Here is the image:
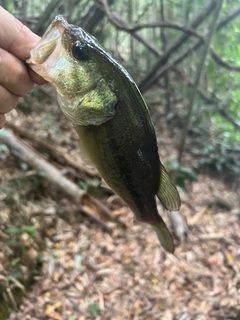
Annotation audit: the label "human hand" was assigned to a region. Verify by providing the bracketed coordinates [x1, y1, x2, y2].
[0, 6, 45, 129]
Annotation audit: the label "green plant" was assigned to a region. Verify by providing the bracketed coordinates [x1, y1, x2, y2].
[78, 178, 105, 198]
[5, 226, 37, 238]
[165, 158, 198, 189]
[5, 226, 37, 255]
[192, 140, 240, 173]
[89, 304, 101, 318]
[78, 178, 101, 191]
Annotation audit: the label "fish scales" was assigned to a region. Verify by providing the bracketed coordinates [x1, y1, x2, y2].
[27, 15, 181, 253]
[75, 96, 160, 224]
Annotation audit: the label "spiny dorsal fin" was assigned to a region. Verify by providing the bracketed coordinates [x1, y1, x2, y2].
[156, 163, 181, 211]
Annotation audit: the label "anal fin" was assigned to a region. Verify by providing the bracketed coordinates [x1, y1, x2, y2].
[156, 163, 181, 211]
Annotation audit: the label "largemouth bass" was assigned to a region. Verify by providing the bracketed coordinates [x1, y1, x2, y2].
[27, 16, 181, 253]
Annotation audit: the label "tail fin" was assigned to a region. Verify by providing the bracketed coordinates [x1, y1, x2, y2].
[156, 163, 181, 211]
[152, 219, 174, 253]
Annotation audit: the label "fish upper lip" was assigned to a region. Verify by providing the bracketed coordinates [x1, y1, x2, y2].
[27, 20, 65, 65]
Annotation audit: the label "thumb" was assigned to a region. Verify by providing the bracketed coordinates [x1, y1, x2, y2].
[0, 6, 40, 61]
[0, 6, 46, 84]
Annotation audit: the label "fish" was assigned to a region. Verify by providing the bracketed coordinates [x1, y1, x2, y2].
[27, 16, 181, 253]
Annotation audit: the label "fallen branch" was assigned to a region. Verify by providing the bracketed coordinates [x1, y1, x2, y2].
[0, 129, 124, 229]
[6, 122, 99, 177]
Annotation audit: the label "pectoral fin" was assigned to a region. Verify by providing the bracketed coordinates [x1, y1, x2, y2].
[156, 163, 181, 211]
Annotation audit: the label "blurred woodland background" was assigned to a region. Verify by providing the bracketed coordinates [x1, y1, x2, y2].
[0, 0, 240, 320]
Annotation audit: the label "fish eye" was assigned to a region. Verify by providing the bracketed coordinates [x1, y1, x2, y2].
[72, 41, 89, 61]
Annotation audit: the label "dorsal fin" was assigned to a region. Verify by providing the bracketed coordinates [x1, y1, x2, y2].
[156, 163, 181, 211]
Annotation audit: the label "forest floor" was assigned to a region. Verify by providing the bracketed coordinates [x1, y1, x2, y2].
[0, 87, 240, 320]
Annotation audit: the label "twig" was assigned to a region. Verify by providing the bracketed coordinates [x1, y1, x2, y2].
[172, 66, 240, 131]
[137, 1, 240, 93]
[199, 233, 224, 241]
[0, 275, 20, 311]
[210, 48, 240, 72]
[33, 0, 61, 34]
[74, 0, 115, 33]
[160, 0, 171, 119]
[171, 66, 214, 104]
[100, 0, 240, 78]
[172, 66, 240, 130]
[0, 129, 123, 229]
[137, 0, 217, 92]
[100, 0, 205, 40]
[104, 11, 162, 56]
[217, 106, 240, 130]
[216, 5, 240, 31]
[177, 0, 224, 164]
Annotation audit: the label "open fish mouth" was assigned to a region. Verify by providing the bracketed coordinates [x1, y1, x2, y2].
[26, 17, 69, 85]
[27, 18, 66, 65]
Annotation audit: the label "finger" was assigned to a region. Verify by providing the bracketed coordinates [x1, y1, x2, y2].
[28, 68, 47, 85]
[0, 7, 47, 86]
[0, 85, 19, 113]
[0, 48, 34, 96]
[0, 114, 6, 129]
[0, 7, 40, 61]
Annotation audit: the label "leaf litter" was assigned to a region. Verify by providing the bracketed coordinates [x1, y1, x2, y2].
[0, 91, 239, 320]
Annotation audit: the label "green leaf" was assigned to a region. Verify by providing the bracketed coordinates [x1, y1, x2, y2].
[19, 162, 28, 171]
[78, 178, 101, 191]
[20, 226, 36, 237]
[11, 257, 21, 266]
[89, 304, 101, 317]
[52, 251, 61, 259]
[5, 226, 36, 237]
[5, 227, 21, 235]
